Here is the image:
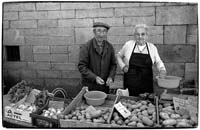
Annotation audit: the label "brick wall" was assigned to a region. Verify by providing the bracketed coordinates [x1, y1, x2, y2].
[3, 2, 198, 96]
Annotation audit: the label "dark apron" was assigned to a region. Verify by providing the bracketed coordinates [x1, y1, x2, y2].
[124, 42, 153, 96]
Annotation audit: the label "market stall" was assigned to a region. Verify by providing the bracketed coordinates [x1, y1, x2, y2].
[3, 79, 198, 128]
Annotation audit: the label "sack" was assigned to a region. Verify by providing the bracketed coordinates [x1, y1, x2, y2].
[116, 88, 129, 96]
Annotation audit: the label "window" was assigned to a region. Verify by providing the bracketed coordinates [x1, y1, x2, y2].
[6, 46, 20, 61]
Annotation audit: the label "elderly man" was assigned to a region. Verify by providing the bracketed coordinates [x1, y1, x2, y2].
[78, 22, 117, 93]
[116, 24, 167, 96]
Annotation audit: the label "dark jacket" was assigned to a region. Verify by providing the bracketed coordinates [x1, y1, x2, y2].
[78, 38, 117, 93]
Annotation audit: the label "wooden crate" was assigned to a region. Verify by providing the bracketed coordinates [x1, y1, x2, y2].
[31, 97, 71, 128]
[60, 87, 117, 128]
[108, 95, 160, 128]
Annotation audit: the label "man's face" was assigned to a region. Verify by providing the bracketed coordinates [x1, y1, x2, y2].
[93, 27, 108, 42]
[134, 27, 148, 44]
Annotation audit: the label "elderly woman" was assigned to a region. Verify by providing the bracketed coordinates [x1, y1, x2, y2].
[116, 24, 167, 96]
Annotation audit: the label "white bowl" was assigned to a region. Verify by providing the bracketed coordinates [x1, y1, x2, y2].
[156, 76, 182, 89]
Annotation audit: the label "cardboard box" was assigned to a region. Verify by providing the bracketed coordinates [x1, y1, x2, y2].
[4, 105, 32, 123]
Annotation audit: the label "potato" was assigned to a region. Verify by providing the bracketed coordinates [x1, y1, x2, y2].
[111, 120, 115, 124]
[128, 108, 132, 112]
[113, 112, 118, 117]
[129, 100, 136, 105]
[135, 109, 141, 112]
[127, 103, 132, 109]
[124, 119, 130, 124]
[147, 107, 155, 114]
[136, 103, 142, 108]
[158, 104, 163, 109]
[130, 115, 139, 122]
[103, 114, 109, 120]
[116, 119, 123, 125]
[140, 105, 147, 110]
[114, 115, 120, 122]
[72, 116, 77, 120]
[176, 121, 191, 127]
[148, 103, 154, 107]
[141, 100, 148, 105]
[162, 106, 174, 113]
[141, 110, 148, 116]
[128, 121, 136, 126]
[137, 122, 145, 127]
[162, 119, 177, 126]
[86, 119, 92, 122]
[163, 103, 172, 107]
[138, 114, 143, 119]
[152, 113, 156, 122]
[142, 116, 153, 126]
[64, 115, 69, 119]
[190, 116, 198, 124]
[182, 113, 190, 119]
[93, 118, 105, 123]
[85, 112, 91, 119]
[170, 114, 181, 119]
[90, 110, 102, 118]
[131, 105, 138, 109]
[160, 112, 170, 120]
[131, 110, 137, 115]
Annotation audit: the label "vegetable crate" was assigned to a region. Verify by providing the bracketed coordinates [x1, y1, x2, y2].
[158, 95, 198, 128]
[60, 87, 117, 128]
[31, 97, 71, 128]
[4, 95, 33, 123]
[108, 95, 160, 128]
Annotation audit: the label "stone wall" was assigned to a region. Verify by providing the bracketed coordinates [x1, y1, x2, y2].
[3, 2, 198, 97]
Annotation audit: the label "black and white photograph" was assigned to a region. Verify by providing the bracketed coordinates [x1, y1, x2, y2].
[1, 0, 199, 128]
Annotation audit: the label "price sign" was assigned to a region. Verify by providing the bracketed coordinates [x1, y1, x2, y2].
[114, 102, 131, 118]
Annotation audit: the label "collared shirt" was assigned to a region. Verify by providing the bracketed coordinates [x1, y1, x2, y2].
[118, 40, 166, 72]
[96, 41, 105, 55]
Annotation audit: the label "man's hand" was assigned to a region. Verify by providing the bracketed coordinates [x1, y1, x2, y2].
[96, 76, 105, 85]
[106, 77, 113, 86]
[122, 65, 129, 73]
[159, 70, 167, 79]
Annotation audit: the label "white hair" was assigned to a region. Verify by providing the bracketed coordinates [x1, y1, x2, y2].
[133, 24, 149, 35]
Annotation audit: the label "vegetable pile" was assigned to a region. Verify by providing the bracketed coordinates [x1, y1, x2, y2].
[9, 103, 37, 113]
[63, 105, 111, 124]
[159, 102, 197, 127]
[8, 80, 32, 103]
[110, 99, 157, 127]
[34, 90, 51, 110]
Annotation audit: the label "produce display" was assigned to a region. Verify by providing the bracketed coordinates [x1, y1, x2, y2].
[34, 90, 51, 110]
[35, 107, 65, 128]
[8, 80, 32, 103]
[9, 103, 37, 113]
[159, 102, 197, 127]
[62, 105, 112, 124]
[110, 99, 157, 127]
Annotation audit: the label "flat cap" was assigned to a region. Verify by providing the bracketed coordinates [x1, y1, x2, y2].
[93, 22, 110, 30]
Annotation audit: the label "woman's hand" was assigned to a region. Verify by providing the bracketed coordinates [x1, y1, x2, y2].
[122, 65, 129, 73]
[106, 77, 113, 86]
[96, 76, 105, 85]
[159, 70, 166, 79]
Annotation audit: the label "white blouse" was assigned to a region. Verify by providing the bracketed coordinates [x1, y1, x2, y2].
[118, 40, 166, 72]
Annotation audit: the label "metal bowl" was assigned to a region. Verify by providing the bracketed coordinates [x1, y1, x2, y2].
[156, 76, 182, 89]
[84, 91, 107, 106]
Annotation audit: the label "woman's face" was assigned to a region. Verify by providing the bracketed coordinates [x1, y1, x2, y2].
[134, 27, 148, 44]
[93, 27, 108, 42]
